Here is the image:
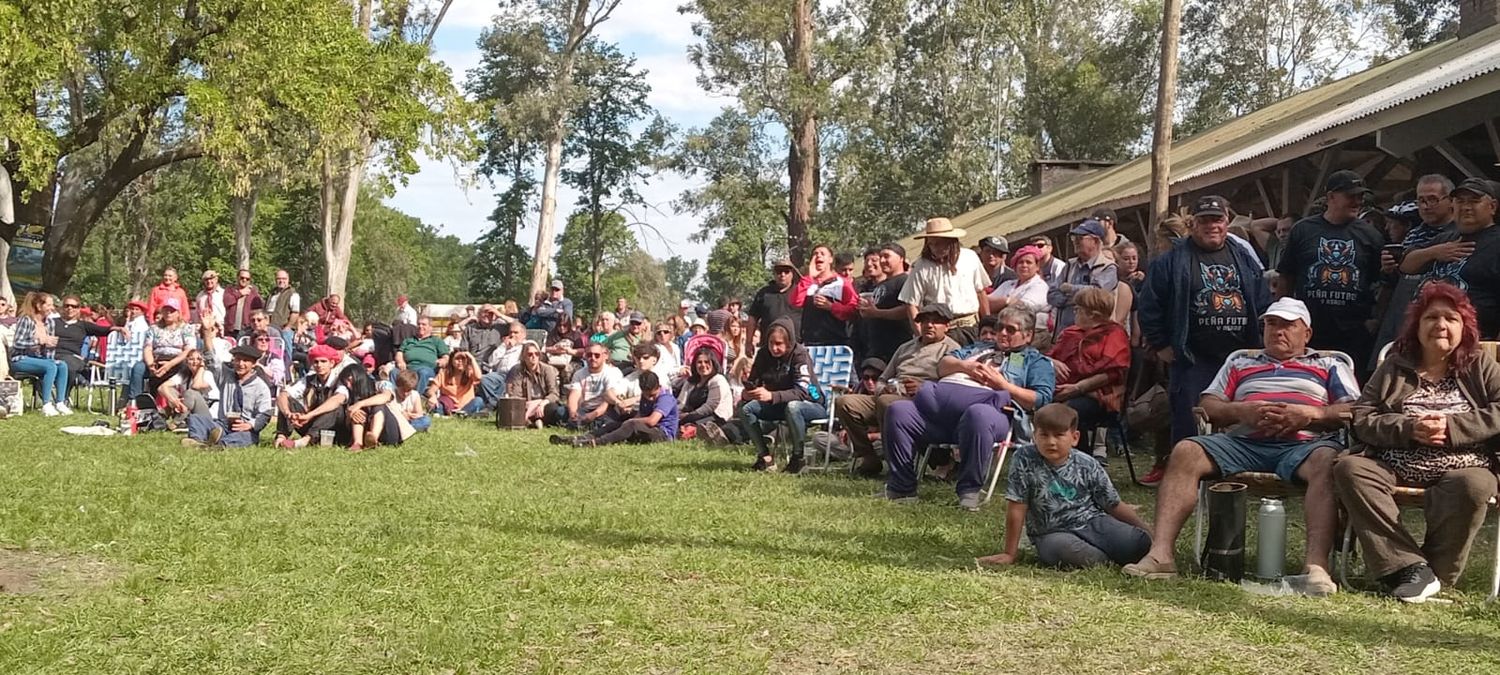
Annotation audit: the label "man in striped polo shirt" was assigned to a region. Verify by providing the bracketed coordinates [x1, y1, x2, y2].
[1124, 298, 1357, 595]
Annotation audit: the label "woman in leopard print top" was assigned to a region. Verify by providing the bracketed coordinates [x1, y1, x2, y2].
[1338, 282, 1500, 600]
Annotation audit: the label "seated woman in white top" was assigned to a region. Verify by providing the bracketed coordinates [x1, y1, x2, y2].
[161, 349, 220, 423]
[988, 244, 1050, 315]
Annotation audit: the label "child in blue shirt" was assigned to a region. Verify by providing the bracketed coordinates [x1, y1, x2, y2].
[977, 403, 1151, 569]
[550, 370, 679, 447]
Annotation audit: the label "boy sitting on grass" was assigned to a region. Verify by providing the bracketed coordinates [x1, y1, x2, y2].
[977, 403, 1151, 569]
[550, 370, 678, 447]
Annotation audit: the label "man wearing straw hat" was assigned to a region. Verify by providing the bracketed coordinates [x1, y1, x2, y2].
[898, 217, 991, 345]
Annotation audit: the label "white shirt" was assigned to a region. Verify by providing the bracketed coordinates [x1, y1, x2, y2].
[168, 369, 221, 417]
[990, 274, 1049, 313]
[489, 342, 523, 374]
[570, 365, 624, 410]
[196, 287, 225, 324]
[898, 248, 989, 316]
[397, 303, 418, 326]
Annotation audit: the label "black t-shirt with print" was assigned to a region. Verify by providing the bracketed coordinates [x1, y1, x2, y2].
[1276, 214, 1384, 331]
[1186, 243, 1254, 363]
[1424, 223, 1500, 338]
[864, 272, 913, 362]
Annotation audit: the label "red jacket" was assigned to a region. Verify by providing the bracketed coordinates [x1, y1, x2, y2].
[790, 273, 857, 346]
[146, 283, 189, 320]
[1049, 321, 1131, 412]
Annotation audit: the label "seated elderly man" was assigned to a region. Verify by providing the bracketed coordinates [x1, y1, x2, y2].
[460, 304, 509, 367]
[883, 307, 1057, 510]
[477, 322, 528, 407]
[1124, 298, 1357, 596]
[836, 303, 961, 478]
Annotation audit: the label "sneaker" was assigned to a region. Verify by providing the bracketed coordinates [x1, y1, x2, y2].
[853, 457, 883, 479]
[1140, 463, 1166, 487]
[548, 434, 571, 446]
[207, 425, 224, 446]
[1123, 555, 1179, 580]
[54, 402, 74, 415]
[571, 436, 597, 448]
[750, 454, 777, 472]
[698, 420, 728, 446]
[957, 492, 982, 512]
[880, 488, 917, 504]
[41, 403, 59, 417]
[1384, 562, 1441, 603]
[180, 437, 205, 448]
[784, 455, 806, 475]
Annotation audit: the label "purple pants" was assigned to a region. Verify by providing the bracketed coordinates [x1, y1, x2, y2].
[885, 381, 1012, 497]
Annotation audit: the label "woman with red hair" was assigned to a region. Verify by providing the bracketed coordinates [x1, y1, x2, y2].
[1337, 282, 1500, 603]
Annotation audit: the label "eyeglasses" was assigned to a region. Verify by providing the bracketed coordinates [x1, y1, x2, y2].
[255, 338, 271, 343]
[657, 329, 673, 334]
[238, 276, 251, 281]
[1416, 195, 1449, 205]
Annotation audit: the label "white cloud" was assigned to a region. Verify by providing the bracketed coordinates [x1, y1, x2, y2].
[441, 0, 502, 30]
[595, 0, 698, 47]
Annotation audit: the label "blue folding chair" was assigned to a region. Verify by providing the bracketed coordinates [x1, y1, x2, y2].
[805, 345, 854, 469]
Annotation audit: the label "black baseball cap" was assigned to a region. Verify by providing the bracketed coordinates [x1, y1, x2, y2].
[1193, 195, 1230, 218]
[1326, 170, 1372, 195]
[1452, 177, 1498, 200]
[978, 235, 1010, 254]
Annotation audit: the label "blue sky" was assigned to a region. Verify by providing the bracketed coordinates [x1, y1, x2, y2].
[386, 0, 735, 269]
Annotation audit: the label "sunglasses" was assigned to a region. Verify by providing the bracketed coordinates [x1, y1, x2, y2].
[998, 324, 1024, 334]
[63, 303, 80, 309]
[588, 352, 607, 359]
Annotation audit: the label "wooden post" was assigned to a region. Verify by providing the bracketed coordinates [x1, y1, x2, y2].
[1147, 0, 1184, 256]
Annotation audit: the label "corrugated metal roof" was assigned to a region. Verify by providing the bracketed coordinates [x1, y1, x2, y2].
[905, 23, 1500, 252]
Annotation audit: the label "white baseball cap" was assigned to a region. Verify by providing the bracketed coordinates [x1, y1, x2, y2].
[1261, 298, 1311, 327]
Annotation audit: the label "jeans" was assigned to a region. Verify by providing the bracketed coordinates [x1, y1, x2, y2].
[1168, 357, 1221, 447]
[884, 381, 1011, 498]
[594, 418, 670, 445]
[410, 415, 431, 432]
[437, 396, 485, 416]
[478, 371, 508, 406]
[1034, 515, 1152, 569]
[187, 414, 259, 447]
[395, 365, 436, 399]
[739, 398, 828, 461]
[12, 356, 68, 404]
[128, 360, 149, 400]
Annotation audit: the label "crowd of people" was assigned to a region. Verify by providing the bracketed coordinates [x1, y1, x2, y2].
[3, 169, 1499, 602]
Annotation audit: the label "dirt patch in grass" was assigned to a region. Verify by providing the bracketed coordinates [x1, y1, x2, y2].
[0, 549, 123, 596]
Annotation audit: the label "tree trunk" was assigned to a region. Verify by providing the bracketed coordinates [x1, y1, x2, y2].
[322, 143, 366, 298]
[786, 0, 816, 266]
[1148, 0, 1184, 256]
[0, 239, 11, 305]
[530, 125, 566, 297]
[231, 188, 259, 271]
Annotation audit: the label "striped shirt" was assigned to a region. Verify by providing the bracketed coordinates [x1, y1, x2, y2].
[1204, 350, 1358, 441]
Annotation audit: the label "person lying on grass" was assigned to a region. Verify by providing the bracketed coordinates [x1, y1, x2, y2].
[977, 403, 1150, 570]
[181, 345, 274, 449]
[550, 370, 678, 447]
[274, 344, 349, 449]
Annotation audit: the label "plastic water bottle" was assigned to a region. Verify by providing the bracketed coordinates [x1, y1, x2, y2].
[123, 402, 138, 436]
[1256, 498, 1287, 580]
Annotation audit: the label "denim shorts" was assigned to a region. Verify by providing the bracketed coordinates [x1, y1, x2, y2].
[1187, 434, 1340, 483]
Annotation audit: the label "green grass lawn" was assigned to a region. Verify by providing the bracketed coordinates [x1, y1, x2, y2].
[1, 413, 1498, 673]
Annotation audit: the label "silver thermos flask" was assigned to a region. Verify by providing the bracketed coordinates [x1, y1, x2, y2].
[1256, 498, 1287, 580]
